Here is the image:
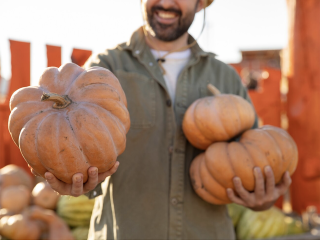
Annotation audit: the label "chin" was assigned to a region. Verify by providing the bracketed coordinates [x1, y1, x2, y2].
[152, 24, 182, 41]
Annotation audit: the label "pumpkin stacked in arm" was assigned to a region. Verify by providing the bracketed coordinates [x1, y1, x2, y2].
[8, 63, 130, 183]
[183, 84, 256, 150]
[184, 84, 298, 205]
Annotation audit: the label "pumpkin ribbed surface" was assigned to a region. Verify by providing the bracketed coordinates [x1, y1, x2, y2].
[236, 206, 305, 239]
[190, 125, 298, 204]
[71, 227, 89, 240]
[182, 84, 255, 150]
[57, 195, 95, 227]
[8, 63, 130, 183]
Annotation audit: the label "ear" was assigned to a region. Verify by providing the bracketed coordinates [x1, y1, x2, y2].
[196, 0, 205, 13]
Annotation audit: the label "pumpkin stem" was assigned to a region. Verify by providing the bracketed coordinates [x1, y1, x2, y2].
[207, 84, 221, 96]
[41, 93, 72, 109]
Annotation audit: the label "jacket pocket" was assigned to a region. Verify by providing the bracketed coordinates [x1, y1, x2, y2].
[115, 70, 155, 129]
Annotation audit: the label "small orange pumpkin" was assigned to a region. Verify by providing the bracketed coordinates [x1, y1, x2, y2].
[29, 206, 74, 240]
[0, 185, 31, 213]
[0, 165, 34, 191]
[190, 125, 298, 204]
[32, 182, 60, 210]
[183, 84, 255, 150]
[8, 63, 130, 183]
[0, 208, 13, 220]
[0, 208, 43, 240]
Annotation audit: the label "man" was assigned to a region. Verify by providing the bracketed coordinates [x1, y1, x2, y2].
[45, 0, 292, 239]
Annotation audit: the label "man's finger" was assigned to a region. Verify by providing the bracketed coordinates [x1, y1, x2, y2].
[70, 173, 84, 197]
[253, 167, 265, 200]
[98, 161, 120, 183]
[83, 167, 99, 193]
[265, 166, 276, 197]
[276, 171, 292, 195]
[233, 177, 251, 203]
[226, 188, 246, 206]
[45, 172, 70, 195]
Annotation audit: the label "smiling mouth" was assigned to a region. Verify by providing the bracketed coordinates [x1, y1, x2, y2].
[156, 10, 179, 19]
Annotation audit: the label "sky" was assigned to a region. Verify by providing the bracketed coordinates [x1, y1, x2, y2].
[0, 0, 288, 86]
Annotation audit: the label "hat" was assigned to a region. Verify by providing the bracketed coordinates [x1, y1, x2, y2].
[205, 0, 214, 7]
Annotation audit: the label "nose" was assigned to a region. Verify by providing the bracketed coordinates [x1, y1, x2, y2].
[157, 0, 177, 9]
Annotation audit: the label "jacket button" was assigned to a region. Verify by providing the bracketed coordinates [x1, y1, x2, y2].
[166, 99, 172, 107]
[171, 198, 178, 205]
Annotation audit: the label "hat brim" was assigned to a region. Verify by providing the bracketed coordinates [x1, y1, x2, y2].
[205, 0, 214, 7]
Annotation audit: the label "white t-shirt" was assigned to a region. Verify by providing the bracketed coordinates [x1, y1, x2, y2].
[151, 49, 191, 104]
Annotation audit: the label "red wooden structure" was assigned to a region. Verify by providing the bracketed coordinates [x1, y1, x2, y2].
[0, 40, 31, 174]
[71, 48, 92, 67]
[284, 0, 320, 214]
[46, 45, 62, 67]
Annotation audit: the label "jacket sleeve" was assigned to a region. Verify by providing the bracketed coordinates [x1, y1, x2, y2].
[83, 51, 114, 71]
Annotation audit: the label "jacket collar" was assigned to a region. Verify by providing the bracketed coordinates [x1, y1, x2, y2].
[120, 26, 210, 59]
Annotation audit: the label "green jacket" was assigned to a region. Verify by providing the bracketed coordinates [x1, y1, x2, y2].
[84, 27, 257, 240]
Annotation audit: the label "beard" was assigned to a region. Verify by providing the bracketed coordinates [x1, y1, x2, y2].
[145, 3, 198, 42]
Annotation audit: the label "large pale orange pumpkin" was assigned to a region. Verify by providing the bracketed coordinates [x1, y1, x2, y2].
[190, 125, 298, 204]
[8, 63, 130, 183]
[183, 84, 256, 150]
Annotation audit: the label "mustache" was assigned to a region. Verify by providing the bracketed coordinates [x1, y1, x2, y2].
[151, 6, 182, 16]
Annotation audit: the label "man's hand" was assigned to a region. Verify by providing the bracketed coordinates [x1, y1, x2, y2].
[44, 162, 120, 197]
[226, 166, 292, 211]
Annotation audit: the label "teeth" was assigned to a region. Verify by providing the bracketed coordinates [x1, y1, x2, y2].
[158, 12, 176, 19]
